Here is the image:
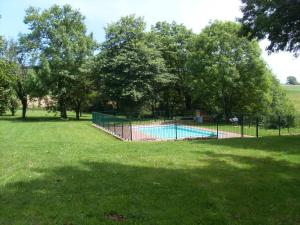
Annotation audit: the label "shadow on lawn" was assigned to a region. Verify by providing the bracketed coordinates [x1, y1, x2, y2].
[1, 156, 300, 225]
[190, 135, 300, 155]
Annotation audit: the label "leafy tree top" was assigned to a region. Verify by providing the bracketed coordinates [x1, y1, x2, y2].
[24, 4, 94, 65]
[239, 0, 300, 55]
[189, 21, 272, 115]
[97, 15, 168, 110]
[151, 21, 194, 74]
[286, 76, 299, 85]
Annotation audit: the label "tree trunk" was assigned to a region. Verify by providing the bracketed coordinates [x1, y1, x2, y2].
[75, 110, 80, 120]
[11, 108, 16, 116]
[166, 98, 170, 119]
[151, 99, 156, 118]
[75, 100, 81, 120]
[185, 94, 192, 112]
[60, 106, 67, 119]
[224, 106, 232, 123]
[21, 98, 27, 119]
[59, 96, 67, 119]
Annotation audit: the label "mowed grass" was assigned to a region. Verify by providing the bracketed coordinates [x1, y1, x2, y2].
[283, 84, 300, 113]
[1, 110, 300, 225]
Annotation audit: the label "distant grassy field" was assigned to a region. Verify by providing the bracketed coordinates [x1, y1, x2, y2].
[1, 110, 300, 225]
[283, 85, 300, 113]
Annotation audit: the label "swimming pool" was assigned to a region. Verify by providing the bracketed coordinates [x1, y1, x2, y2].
[136, 124, 216, 140]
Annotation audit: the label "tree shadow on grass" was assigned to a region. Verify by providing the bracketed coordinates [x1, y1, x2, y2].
[190, 135, 300, 155]
[1, 155, 300, 225]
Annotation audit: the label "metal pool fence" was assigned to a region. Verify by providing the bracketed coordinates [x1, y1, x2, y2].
[92, 112, 300, 141]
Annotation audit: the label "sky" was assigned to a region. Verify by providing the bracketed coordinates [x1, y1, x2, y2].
[0, 0, 299, 83]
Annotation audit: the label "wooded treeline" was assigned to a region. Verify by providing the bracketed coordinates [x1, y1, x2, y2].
[0, 4, 295, 120]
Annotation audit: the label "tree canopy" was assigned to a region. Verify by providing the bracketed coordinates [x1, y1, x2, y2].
[1, 38, 38, 118]
[23, 4, 95, 119]
[150, 21, 194, 114]
[0, 59, 14, 115]
[95, 15, 168, 115]
[286, 76, 299, 85]
[189, 21, 272, 118]
[239, 0, 300, 54]
[0, 5, 295, 120]
[0, 37, 18, 115]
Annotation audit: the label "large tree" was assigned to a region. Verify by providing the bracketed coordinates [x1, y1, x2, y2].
[151, 22, 194, 114]
[70, 58, 95, 119]
[96, 15, 168, 115]
[0, 37, 17, 116]
[270, 76, 294, 116]
[0, 60, 14, 115]
[2, 38, 33, 118]
[23, 4, 95, 119]
[188, 21, 272, 118]
[286, 76, 299, 85]
[0, 37, 8, 114]
[239, 0, 300, 54]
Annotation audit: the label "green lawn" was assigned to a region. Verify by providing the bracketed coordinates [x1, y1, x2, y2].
[1, 110, 300, 225]
[283, 84, 300, 113]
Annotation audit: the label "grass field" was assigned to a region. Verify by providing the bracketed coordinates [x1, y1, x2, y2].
[1, 110, 300, 225]
[283, 85, 300, 113]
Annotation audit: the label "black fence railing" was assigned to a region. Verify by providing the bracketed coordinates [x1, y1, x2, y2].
[92, 112, 300, 141]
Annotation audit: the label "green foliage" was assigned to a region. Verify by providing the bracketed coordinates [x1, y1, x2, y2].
[2, 6, 294, 119]
[286, 76, 299, 85]
[96, 15, 168, 115]
[150, 22, 194, 113]
[0, 66, 11, 114]
[1, 38, 40, 118]
[239, 0, 300, 54]
[70, 58, 96, 119]
[270, 77, 295, 116]
[263, 77, 295, 128]
[8, 92, 19, 116]
[23, 4, 95, 118]
[0, 37, 10, 114]
[188, 21, 271, 117]
[0, 43, 16, 115]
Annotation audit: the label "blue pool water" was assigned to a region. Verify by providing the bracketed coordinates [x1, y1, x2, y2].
[137, 124, 216, 139]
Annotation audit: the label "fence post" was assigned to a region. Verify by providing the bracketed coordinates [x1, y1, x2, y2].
[216, 118, 219, 139]
[278, 116, 281, 136]
[175, 118, 178, 140]
[256, 117, 259, 138]
[113, 121, 116, 133]
[241, 115, 244, 138]
[121, 121, 124, 139]
[130, 120, 133, 141]
[287, 116, 290, 134]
